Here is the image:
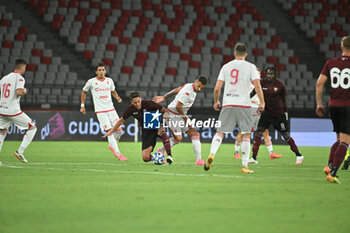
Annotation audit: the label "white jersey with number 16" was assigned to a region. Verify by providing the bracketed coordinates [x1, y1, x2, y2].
[0, 72, 25, 116]
[217, 59, 260, 108]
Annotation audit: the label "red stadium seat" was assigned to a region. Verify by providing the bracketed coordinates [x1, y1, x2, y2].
[18, 27, 29, 35]
[211, 47, 222, 54]
[134, 59, 145, 67]
[41, 56, 52, 64]
[31, 49, 42, 57]
[170, 46, 180, 53]
[121, 66, 132, 74]
[329, 44, 340, 51]
[166, 68, 177, 76]
[190, 46, 201, 54]
[119, 37, 130, 44]
[148, 44, 158, 52]
[267, 56, 278, 65]
[78, 35, 88, 43]
[0, 19, 11, 27]
[106, 44, 116, 51]
[207, 33, 218, 40]
[252, 48, 263, 56]
[102, 58, 113, 66]
[51, 21, 62, 30]
[267, 42, 278, 49]
[137, 52, 147, 60]
[26, 64, 37, 72]
[289, 57, 300, 64]
[83, 50, 94, 59]
[15, 33, 26, 41]
[180, 53, 191, 61]
[255, 28, 265, 35]
[2, 40, 13, 49]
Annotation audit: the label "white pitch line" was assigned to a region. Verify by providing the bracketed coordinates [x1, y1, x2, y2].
[0, 164, 339, 181]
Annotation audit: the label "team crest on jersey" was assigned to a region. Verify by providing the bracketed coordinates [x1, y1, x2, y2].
[19, 79, 24, 82]
[185, 92, 189, 96]
[274, 87, 278, 92]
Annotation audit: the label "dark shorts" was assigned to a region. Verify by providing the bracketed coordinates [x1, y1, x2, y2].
[329, 106, 350, 135]
[257, 112, 288, 132]
[142, 130, 159, 151]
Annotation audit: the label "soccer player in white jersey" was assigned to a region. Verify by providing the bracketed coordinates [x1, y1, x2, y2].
[0, 59, 37, 163]
[80, 63, 127, 161]
[153, 75, 208, 165]
[204, 43, 264, 174]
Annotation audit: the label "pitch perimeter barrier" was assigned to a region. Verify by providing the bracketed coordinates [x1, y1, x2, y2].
[4, 111, 335, 146]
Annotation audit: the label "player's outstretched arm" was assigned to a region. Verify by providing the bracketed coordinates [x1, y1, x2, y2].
[213, 80, 224, 111]
[111, 90, 122, 103]
[102, 118, 125, 138]
[252, 79, 265, 112]
[16, 88, 27, 96]
[80, 90, 87, 114]
[315, 74, 328, 117]
[153, 86, 183, 103]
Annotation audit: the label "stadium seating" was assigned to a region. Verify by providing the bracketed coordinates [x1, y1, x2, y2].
[0, 4, 87, 107]
[24, 0, 317, 108]
[278, 0, 349, 60]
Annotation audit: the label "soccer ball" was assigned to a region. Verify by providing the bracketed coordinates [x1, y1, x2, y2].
[152, 152, 165, 165]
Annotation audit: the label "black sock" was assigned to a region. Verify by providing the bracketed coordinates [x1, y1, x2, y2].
[330, 166, 338, 177]
[328, 161, 333, 167]
[252, 154, 257, 160]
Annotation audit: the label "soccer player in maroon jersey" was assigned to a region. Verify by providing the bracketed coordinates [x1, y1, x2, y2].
[103, 92, 173, 163]
[251, 67, 304, 165]
[316, 36, 350, 184]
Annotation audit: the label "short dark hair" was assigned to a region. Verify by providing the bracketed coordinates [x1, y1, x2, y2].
[234, 43, 247, 56]
[14, 58, 27, 69]
[196, 75, 208, 85]
[130, 91, 141, 100]
[265, 67, 278, 77]
[341, 36, 350, 50]
[95, 63, 105, 71]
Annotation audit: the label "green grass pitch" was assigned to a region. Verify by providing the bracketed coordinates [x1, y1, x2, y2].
[1, 141, 350, 233]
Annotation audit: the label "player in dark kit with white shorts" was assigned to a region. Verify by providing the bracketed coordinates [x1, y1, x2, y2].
[316, 36, 350, 184]
[251, 67, 304, 165]
[103, 92, 173, 164]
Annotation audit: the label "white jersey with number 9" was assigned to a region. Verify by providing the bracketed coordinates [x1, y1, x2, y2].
[217, 59, 260, 108]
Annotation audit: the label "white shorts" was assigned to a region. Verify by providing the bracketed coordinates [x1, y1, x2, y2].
[251, 108, 261, 131]
[166, 113, 189, 136]
[216, 107, 253, 134]
[96, 110, 119, 131]
[0, 112, 35, 130]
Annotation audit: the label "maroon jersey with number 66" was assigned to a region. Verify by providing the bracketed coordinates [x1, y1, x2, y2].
[321, 55, 350, 107]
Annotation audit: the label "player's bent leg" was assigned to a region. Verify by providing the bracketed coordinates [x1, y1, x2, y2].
[107, 129, 127, 161]
[15, 125, 37, 164]
[281, 131, 304, 164]
[187, 129, 204, 165]
[204, 132, 224, 171]
[0, 129, 8, 152]
[158, 127, 173, 164]
[251, 127, 265, 162]
[142, 147, 153, 162]
[114, 127, 123, 142]
[241, 133, 254, 174]
[234, 131, 242, 159]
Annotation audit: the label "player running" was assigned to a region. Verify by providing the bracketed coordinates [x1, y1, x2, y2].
[204, 43, 264, 174]
[0, 59, 37, 163]
[103, 92, 173, 163]
[250, 67, 304, 165]
[80, 63, 127, 161]
[316, 36, 350, 184]
[153, 75, 208, 165]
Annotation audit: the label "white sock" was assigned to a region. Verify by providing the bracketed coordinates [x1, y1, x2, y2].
[114, 132, 122, 142]
[108, 135, 120, 155]
[0, 130, 7, 152]
[265, 142, 273, 155]
[18, 127, 37, 154]
[241, 138, 251, 167]
[159, 137, 178, 152]
[234, 141, 241, 154]
[191, 135, 201, 160]
[210, 133, 223, 156]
